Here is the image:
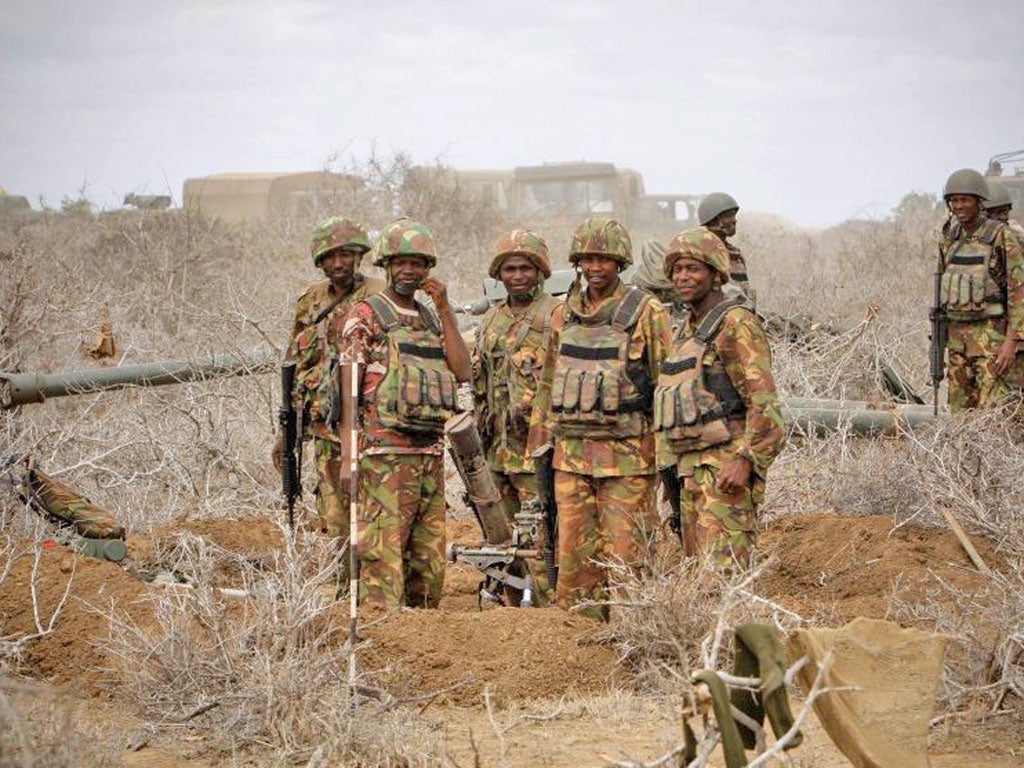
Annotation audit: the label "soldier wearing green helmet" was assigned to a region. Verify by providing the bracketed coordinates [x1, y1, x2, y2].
[336, 218, 471, 610]
[698, 191, 755, 307]
[654, 228, 784, 568]
[274, 216, 383, 553]
[528, 217, 672, 620]
[983, 180, 1024, 391]
[936, 169, 1024, 410]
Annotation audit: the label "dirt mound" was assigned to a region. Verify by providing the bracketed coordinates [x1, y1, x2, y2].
[363, 606, 615, 706]
[758, 514, 999, 622]
[0, 545, 147, 694]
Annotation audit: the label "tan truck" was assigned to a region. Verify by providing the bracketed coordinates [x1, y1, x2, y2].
[985, 150, 1024, 211]
[181, 171, 361, 223]
[444, 161, 702, 241]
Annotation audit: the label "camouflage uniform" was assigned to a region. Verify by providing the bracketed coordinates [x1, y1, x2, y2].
[339, 220, 458, 610]
[473, 229, 558, 600]
[938, 216, 1024, 411]
[529, 218, 672, 620]
[656, 229, 785, 567]
[698, 193, 755, 307]
[285, 218, 381, 539]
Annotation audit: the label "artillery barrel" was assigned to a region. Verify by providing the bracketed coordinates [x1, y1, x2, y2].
[1, 349, 278, 410]
[783, 397, 936, 435]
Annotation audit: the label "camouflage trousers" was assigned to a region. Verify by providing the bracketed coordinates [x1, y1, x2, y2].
[947, 320, 1011, 412]
[495, 471, 551, 605]
[554, 470, 657, 621]
[680, 464, 765, 568]
[357, 453, 446, 610]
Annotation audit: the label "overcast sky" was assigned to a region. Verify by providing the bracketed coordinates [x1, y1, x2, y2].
[2, 0, 1023, 226]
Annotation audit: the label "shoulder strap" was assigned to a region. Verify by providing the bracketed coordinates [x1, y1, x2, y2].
[365, 294, 400, 332]
[415, 299, 442, 336]
[980, 218, 1004, 245]
[696, 297, 747, 345]
[510, 294, 558, 354]
[611, 286, 652, 333]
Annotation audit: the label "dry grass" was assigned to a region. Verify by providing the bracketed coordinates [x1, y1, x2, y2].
[1, 156, 1023, 762]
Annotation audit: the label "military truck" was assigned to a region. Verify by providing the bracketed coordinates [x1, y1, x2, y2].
[985, 150, 1024, 211]
[182, 171, 362, 224]
[445, 162, 701, 241]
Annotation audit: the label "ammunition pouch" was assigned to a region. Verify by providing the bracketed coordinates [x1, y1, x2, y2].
[367, 295, 457, 435]
[654, 298, 748, 454]
[940, 219, 1006, 321]
[551, 287, 652, 439]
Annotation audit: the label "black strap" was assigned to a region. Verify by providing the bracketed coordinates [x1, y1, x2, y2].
[366, 293, 440, 335]
[696, 297, 748, 345]
[611, 287, 651, 332]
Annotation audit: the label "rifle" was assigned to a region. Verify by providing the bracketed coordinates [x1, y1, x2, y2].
[929, 244, 948, 416]
[659, 466, 682, 540]
[534, 447, 558, 592]
[279, 361, 302, 530]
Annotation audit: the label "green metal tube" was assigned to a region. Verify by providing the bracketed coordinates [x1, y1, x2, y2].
[0, 349, 278, 409]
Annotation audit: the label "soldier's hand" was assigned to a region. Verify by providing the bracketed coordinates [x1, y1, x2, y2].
[271, 434, 284, 474]
[995, 337, 1016, 377]
[716, 457, 752, 495]
[420, 277, 449, 312]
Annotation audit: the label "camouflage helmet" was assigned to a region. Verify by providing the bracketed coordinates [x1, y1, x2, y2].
[943, 168, 988, 201]
[372, 217, 437, 268]
[488, 229, 551, 279]
[697, 192, 740, 226]
[663, 227, 731, 281]
[984, 180, 1013, 211]
[568, 217, 633, 266]
[310, 216, 372, 265]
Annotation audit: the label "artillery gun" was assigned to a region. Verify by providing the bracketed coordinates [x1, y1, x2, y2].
[0, 349, 278, 410]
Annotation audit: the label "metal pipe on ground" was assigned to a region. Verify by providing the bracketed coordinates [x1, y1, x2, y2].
[0, 349, 279, 409]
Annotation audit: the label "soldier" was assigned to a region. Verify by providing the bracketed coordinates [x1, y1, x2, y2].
[654, 229, 785, 567]
[984, 180, 1024, 392]
[472, 230, 558, 521]
[337, 218, 471, 610]
[529, 217, 672, 620]
[938, 169, 1024, 411]
[274, 217, 383, 542]
[698, 192, 754, 305]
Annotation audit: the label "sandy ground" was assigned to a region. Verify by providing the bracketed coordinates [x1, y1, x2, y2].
[1, 511, 1020, 766]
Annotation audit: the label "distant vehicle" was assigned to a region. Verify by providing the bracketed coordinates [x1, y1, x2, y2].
[123, 193, 172, 211]
[182, 171, 361, 224]
[0, 189, 40, 224]
[436, 161, 702, 240]
[985, 150, 1024, 211]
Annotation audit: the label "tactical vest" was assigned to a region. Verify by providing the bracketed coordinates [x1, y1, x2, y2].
[940, 218, 1006, 321]
[364, 294, 456, 435]
[478, 294, 558, 443]
[654, 297, 748, 454]
[551, 287, 653, 439]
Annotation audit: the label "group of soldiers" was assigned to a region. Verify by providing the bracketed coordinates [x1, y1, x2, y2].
[276, 166, 1024, 619]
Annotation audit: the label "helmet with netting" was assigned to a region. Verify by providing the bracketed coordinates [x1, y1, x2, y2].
[310, 217, 371, 265]
[489, 229, 551, 279]
[663, 227, 731, 281]
[371, 217, 437, 267]
[568, 217, 633, 266]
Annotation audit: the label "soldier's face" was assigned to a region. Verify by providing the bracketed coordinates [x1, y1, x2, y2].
[499, 255, 539, 298]
[716, 209, 738, 238]
[389, 255, 429, 296]
[672, 258, 714, 304]
[578, 254, 620, 292]
[947, 195, 981, 225]
[987, 206, 1011, 223]
[320, 249, 358, 288]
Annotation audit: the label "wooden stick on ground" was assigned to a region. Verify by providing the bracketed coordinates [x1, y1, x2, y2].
[938, 507, 992, 575]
